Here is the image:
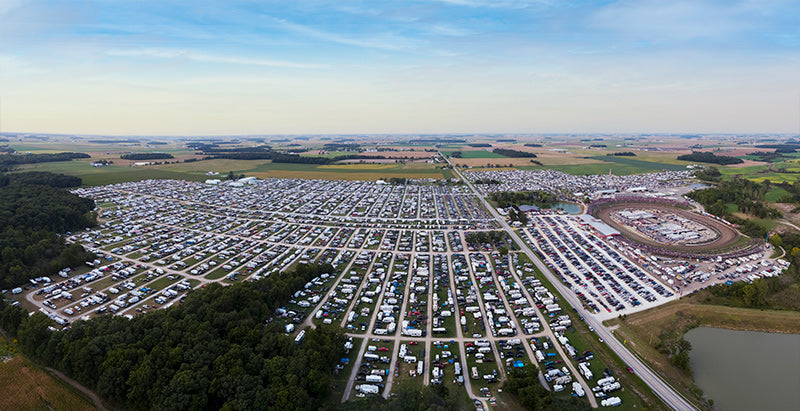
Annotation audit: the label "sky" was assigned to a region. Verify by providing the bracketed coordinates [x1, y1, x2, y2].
[1, 0, 798, 135]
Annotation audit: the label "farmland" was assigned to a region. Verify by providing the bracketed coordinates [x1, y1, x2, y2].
[0, 345, 97, 411]
[15, 158, 449, 185]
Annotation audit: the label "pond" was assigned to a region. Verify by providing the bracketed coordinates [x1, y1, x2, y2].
[684, 327, 800, 411]
[687, 183, 711, 190]
[550, 202, 581, 214]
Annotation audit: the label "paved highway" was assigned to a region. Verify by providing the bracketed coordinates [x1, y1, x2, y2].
[446, 156, 699, 411]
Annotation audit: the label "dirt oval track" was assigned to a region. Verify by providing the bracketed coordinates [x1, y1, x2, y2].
[594, 203, 741, 253]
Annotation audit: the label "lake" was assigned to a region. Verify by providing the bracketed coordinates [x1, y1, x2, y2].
[685, 327, 800, 411]
[550, 202, 581, 214]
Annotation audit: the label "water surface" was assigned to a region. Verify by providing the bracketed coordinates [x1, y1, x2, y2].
[685, 327, 800, 411]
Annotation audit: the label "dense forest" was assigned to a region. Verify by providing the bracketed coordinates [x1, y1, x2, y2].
[607, 152, 636, 156]
[523, 143, 542, 147]
[467, 143, 492, 147]
[676, 151, 744, 165]
[0, 172, 96, 288]
[120, 153, 175, 160]
[0, 263, 346, 410]
[490, 190, 558, 208]
[492, 148, 537, 158]
[0, 152, 90, 171]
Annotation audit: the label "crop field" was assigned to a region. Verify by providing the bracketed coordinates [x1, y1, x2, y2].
[0, 353, 96, 411]
[524, 154, 689, 175]
[16, 161, 210, 186]
[519, 162, 650, 175]
[587, 156, 688, 171]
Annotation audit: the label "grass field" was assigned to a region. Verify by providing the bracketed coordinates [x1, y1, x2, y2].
[14, 158, 448, 185]
[17, 161, 210, 186]
[588, 155, 688, 171]
[518, 162, 660, 175]
[0, 347, 96, 411]
[766, 187, 791, 202]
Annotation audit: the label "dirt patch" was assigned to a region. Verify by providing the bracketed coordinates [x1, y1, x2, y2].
[594, 203, 741, 253]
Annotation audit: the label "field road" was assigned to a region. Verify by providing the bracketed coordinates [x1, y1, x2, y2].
[445, 155, 699, 411]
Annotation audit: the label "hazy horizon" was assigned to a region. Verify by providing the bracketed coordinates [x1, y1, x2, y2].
[2, 1, 798, 135]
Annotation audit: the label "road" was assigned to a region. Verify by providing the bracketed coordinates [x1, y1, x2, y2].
[445, 156, 699, 411]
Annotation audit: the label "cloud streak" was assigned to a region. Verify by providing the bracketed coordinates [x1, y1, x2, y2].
[261, 15, 422, 51]
[106, 48, 327, 69]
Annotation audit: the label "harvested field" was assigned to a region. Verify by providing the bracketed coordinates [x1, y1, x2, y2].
[0, 355, 96, 411]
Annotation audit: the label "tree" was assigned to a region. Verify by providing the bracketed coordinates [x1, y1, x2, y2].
[770, 234, 783, 248]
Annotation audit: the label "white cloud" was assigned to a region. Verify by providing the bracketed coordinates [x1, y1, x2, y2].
[106, 48, 327, 69]
[262, 15, 422, 51]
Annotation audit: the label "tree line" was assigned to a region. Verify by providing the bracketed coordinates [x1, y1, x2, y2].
[120, 153, 175, 160]
[492, 148, 537, 158]
[0, 152, 90, 171]
[206, 151, 388, 165]
[490, 190, 558, 208]
[677, 151, 744, 165]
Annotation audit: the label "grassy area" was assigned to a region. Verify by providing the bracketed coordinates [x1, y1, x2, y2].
[0, 342, 96, 411]
[327, 335, 363, 405]
[587, 155, 688, 171]
[148, 275, 180, 291]
[518, 162, 665, 176]
[14, 157, 448, 185]
[766, 187, 791, 202]
[16, 161, 210, 186]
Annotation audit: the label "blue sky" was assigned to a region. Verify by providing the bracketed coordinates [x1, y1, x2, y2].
[1, 0, 798, 135]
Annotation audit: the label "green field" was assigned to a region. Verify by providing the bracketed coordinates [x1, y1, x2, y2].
[766, 187, 791, 202]
[519, 155, 690, 175]
[14, 158, 448, 185]
[17, 161, 209, 186]
[588, 155, 688, 171]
